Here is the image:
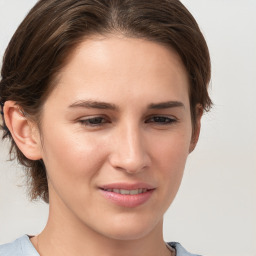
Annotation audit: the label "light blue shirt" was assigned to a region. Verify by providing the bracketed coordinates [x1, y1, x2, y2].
[0, 235, 202, 256]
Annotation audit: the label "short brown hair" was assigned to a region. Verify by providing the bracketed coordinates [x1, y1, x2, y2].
[0, 0, 212, 203]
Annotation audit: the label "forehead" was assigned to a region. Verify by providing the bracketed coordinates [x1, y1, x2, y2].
[47, 36, 190, 108]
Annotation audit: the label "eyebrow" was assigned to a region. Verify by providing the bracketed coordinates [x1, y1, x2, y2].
[148, 101, 185, 109]
[68, 100, 118, 110]
[68, 100, 184, 111]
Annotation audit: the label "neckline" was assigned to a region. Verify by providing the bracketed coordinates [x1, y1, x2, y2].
[166, 242, 176, 255]
[25, 235, 177, 256]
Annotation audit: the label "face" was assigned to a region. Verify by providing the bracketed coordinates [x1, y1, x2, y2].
[37, 36, 196, 240]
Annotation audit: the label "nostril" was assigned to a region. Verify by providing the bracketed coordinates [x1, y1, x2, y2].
[109, 155, 146, 173]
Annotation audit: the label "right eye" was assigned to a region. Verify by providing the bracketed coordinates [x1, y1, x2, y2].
[78, 116, 109, 127]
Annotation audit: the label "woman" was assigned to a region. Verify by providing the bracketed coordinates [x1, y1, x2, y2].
[0, 0, 212, 255]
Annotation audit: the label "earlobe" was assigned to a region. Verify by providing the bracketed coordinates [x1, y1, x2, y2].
[189, 105, 203, 153]
[3, 101, 42, 160]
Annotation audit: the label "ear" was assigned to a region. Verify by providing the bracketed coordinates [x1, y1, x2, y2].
[189, 105, 203, 153]
[3, 101, 42, 160]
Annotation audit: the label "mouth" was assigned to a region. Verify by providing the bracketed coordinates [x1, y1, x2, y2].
[101, 188, 151, 195]
[99, 183, 155, 208]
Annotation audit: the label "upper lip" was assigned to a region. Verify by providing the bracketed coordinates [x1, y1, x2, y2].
[99, 182, 156, 190]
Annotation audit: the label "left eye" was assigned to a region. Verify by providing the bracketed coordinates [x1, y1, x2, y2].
[146, 116, 176, 124]
[79, 117, 108, 126]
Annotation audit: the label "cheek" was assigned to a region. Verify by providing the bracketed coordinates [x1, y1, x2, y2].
[149, 130, 191, 196]
[41, 132, 110, 216]
[150, 127, 192, 167]
[41, 126, 108, 189]
[156, 144, 187, 186]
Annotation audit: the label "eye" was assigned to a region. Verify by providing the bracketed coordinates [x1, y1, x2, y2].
[145, 116, 177, 125]
[78, 116, 109, 127]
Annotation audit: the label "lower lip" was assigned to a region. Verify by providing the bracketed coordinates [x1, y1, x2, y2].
[100, 189, 154, 208]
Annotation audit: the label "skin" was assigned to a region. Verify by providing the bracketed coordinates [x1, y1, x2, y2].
[4, 36, 201, 256]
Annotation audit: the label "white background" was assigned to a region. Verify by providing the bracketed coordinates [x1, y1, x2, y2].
[0, 1, 255, 255]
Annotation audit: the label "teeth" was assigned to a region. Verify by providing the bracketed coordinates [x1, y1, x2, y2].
[120, 189, 130, 195]
[130, 189, 139, 195]
[104, 188, 149, 195]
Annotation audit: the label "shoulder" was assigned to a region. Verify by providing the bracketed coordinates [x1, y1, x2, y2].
[0, 235, 39, 256]
[167, 242, 202, 256]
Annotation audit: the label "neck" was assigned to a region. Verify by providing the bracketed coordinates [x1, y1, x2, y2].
[31, 202, 172, 256]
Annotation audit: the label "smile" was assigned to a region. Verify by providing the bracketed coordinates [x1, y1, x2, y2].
[99, 184, 155, 208]
[101, 188, 149, 195]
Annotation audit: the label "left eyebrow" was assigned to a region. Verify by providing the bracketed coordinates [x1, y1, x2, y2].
[148, 101, 185, 109]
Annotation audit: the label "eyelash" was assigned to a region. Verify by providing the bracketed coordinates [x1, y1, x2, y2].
[78, 117, 108, 126]
[78, 115, 177, 127]
[145, 116, 177, 125]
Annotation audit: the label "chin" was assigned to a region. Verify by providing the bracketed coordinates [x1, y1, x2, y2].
[97, 214, 163, 241]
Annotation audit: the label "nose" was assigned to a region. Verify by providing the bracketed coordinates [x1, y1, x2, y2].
[108, 123, 151, 174]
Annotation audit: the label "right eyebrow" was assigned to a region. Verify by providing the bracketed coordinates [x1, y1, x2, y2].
[68, 100, 119, 111]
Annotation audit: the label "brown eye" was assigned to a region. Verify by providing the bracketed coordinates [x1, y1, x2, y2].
[146, 116, 177, 125]
[79, 117, 108, 126]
